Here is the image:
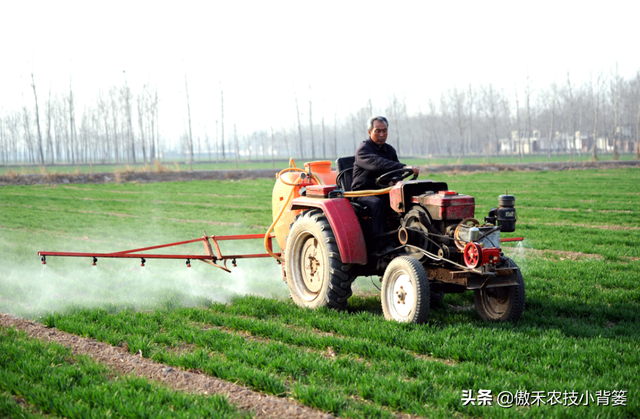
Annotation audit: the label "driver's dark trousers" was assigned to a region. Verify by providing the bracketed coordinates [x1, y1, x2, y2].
[355, 194, 391, 249]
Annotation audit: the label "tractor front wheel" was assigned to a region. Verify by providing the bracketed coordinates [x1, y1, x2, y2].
[285, 209, 353, 310]
[381, 256, 430, 323]
[473, 257, 525, 322]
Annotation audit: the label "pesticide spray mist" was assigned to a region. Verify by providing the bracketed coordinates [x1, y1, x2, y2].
[1, 238, 288, 318]
[501, 239, 530, 276]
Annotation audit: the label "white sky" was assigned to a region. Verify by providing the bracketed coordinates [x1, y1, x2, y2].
[2, 0, 639, 140]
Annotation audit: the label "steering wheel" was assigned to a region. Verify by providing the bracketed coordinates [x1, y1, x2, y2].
[375, 168, 418, 188]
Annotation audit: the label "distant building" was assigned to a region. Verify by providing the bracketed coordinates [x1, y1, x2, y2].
[498, 128, 635, 154]
[498, 130, 541, 155]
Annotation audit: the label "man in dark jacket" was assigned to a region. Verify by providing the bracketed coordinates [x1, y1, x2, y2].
[352, 116, 419, 254]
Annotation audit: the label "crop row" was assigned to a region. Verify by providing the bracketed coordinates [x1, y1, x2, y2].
[0, 327, 250, 418]
[41, 274, 639, 419]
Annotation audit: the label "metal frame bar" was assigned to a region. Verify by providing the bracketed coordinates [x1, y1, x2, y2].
[499, 237, 524, 242]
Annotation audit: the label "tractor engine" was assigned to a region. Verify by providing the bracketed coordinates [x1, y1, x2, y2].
[390, 181, 517, 270]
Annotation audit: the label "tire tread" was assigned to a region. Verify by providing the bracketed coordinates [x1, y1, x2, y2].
[285, 209, 353, 310]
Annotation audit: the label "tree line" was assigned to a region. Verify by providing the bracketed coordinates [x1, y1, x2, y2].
[2, 65, 639, 166]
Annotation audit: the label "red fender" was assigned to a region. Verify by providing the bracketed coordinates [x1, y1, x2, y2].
[290, 197, 367, 265]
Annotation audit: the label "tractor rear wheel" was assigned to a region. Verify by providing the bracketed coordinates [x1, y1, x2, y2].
[473, 257, 525, 322]
[381, 256, 430, 323]
[285, 209, 353, 310]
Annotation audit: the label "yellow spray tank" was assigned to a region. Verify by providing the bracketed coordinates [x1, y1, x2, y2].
[271, 160, 336, 252]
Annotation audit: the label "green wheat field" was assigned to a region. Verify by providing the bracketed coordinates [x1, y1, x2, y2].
[1, 167, 639, 418]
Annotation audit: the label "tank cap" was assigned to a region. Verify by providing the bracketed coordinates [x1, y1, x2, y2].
[499, 194, 516, 206]
[440, 191, 457, 195]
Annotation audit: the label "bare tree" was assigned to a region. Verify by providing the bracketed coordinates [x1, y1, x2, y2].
[427, 99, 440, 162]
[97, 90, 111, 163]
[514, 85, 522, 161]
[416, 106, 427, 159]
[451, 87, 466, 161]
[333, 106, 338, 158]
[122, 72, 136, 164]
[466, 84, 475, 156]
[137, 90, 147, 163]
[259, 130, 265, 161]
[45, 84, 54, 164]
[270, 126, 275, 168]
[439, 92, 453, 157]
[68, 77, 77, 164]
[545, 83, 558, 162]
[6, 112, 21, 162]
[204, 130, 212, 161]
[350, 114, 357, 153]
[215, 119, 219, 163]
[294, 89, 304, 159]
[635, 72, 640, 160]
[391, 94, 402, 155]
[245, 132, 252, 160]
[590, 71, 604, 161]
[233, 123, 239, 169]
[220, 82, 226, 160]
[564, 73, 577, 161]
[482, 84, 500, 162]
[637, 98, 640, 160]
[21, 104, 33, 163]
[320, 115, 326, 159]
[500, 90, 512, 158]
[282, 125, 291, 157]
[524, 75, 534, 156]
[308, 85, 315, 159]
[184, 75, 194, 169]
[30, 72, 45, 165]
[108, 87, 121, 163]
[147, 87, 159, 162]
[0, 115, 6, 164]
[610, 63, 622, 160]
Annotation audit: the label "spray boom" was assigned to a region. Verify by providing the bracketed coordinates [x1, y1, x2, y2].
[37, 231, 280, 273]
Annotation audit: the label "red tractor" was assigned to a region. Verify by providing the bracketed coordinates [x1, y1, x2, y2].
[39, 158, 524, 323]
[273, 158, 524, 323]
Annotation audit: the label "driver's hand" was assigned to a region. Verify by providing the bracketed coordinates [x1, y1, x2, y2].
[410, 166, 419, 176]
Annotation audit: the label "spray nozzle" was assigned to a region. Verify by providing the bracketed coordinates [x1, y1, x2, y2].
[141, 258, 146, 267]
[186, 259, 191, 268]
[92, 257, 97, 266]
[41, 256, 46, 265]
[232, 259, 237, 267]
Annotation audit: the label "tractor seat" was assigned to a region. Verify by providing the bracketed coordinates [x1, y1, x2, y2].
[335, 156, 370, 215]
[335, 156, 355, 192]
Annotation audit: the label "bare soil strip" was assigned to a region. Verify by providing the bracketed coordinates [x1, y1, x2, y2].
[2, 160, 639, 186]
[539, 207, 580, 212]
[0, 225, 103, 243]
[0, 202, 242, 226]
[542, 222, 640, 231]
[503, 247, 603, 261]
[2, 192, 264, 210]
[521, 219, 640, 231]
[60, 186, 250, 198]
[0, 313, 335, 419]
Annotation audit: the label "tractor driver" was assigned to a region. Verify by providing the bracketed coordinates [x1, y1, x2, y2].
[352, 116, 419, 254]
